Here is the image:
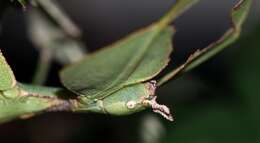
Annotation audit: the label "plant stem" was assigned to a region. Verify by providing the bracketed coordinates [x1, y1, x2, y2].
[156, 0, 199, 28]
[158, 0, 252, 86]
[0, 83, 75, 123]
[32, 48, 52, 85]
[35, 0, 81, 38]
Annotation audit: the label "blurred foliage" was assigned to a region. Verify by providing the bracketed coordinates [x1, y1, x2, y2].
[161, 23, 260, 143]
[233, 23, 260, 140]
[12, 0, 28, 8]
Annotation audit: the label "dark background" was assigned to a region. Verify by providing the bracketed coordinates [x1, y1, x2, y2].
[0, 0, 260, 143]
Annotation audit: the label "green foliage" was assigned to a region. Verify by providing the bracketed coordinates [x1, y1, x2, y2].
[233, 23, 260, 137]
[0, 51, 16, 90]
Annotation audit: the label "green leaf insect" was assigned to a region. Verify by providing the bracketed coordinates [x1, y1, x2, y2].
[0, 0, 251, 123]
[60, 0, 201, 121]
[60, 13, 176, 121]
[60, 0, 251, 121]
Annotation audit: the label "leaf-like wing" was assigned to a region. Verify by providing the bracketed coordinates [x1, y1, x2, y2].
[158, 0, 252, 86]
[60, 27, 173, 99]
[60, 0, 199, 99]
[0, 50, 16, 91]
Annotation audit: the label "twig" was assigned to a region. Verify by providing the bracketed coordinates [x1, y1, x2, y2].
[32, 48, 52, 85]
[35, 0, 81, 38]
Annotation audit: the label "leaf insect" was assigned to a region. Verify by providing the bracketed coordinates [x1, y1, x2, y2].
[0, 0, 251, 124]
[59, 0, 251, 121]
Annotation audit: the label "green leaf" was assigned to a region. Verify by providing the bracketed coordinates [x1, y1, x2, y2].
[0, 50, 16, 91]
[60, 0, 199, 100]
[60, 27, 173, 99]
[158, 0, 252, 86]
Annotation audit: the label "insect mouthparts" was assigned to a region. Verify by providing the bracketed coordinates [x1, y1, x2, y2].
[143, 96, 174, 121]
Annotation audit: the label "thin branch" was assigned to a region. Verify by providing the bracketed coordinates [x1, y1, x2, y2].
[32, 48, 52, 85]
[158, 0, 252, 86]
[35, 0, 81, 38]
[155, 0, 199, 29]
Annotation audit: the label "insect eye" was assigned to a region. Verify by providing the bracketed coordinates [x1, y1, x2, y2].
[126, 101, 137, 109]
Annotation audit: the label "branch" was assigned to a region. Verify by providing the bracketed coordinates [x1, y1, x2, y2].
[158, 0, 252, 86]
[26, 1, 86, 84]
[0, 83, 75, 123]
